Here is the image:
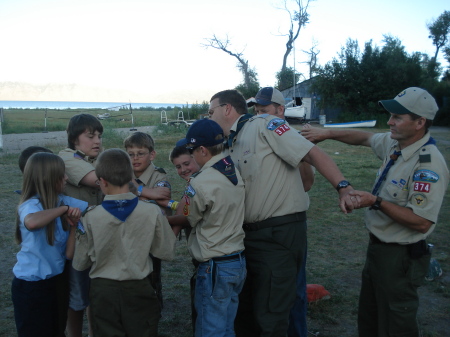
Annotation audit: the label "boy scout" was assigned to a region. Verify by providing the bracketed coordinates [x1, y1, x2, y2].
[123, 131, 173, 308]
[70, 148, 176, 337]
[302, 87, 449, 337]
[182, 119, 246, 337]
[59, 113, 103, 337]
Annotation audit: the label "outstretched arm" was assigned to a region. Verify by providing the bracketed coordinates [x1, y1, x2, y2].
[302, 145, 359, 214]
[301, 124, 373, 147]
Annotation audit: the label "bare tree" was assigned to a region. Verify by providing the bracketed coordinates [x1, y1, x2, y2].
[279, 0, 314, 72]
[202, 34, 258, 94]
[301, 39, 320, 79]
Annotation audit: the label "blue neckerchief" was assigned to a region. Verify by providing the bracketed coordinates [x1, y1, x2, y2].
[212, 155, 238, 186]
[102, 197, 139, 222]
[227, 113, 253, 148]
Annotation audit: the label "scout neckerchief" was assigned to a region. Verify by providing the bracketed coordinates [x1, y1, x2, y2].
[371, 137, 436, 196]
[212, 155, 238, 185]
[226, 113, 253, 148]
[102, 197, 139, 222]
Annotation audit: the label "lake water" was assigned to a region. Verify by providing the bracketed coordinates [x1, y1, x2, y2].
[0, 100, 185, 110]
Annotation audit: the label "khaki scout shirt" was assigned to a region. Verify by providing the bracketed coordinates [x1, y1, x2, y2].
[134, 163, 171, 214]
[185, 154, 245, 262]
[73, 192, 176, 280]
[366, 132, 449, 244]
[134, 163, 170, 189]
[59, 148, 103, 206]
[227, 114, 314, 223]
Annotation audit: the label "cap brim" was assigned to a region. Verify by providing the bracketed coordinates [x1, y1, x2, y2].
[246, 97, 256, 107]
[176, 138, 188, 147]
[378, 99, 412, 115]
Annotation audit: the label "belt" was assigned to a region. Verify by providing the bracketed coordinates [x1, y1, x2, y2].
[199, 250, 245, 264]
[243, 212, 306, 231]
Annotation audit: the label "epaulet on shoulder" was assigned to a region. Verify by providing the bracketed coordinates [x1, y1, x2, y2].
[82, 205, 97, 216]
[155, 166, 167, 174]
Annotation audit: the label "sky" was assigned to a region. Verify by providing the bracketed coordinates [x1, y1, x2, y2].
[0, 0, 448, 103]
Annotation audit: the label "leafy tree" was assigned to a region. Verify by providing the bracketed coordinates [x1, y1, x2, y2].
[275, 67, 301, 91]
[312, 37, 426, 118]
[427, 11, 450, 61]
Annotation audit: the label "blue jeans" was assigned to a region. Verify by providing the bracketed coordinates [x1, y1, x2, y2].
[195, 253, 246, 337]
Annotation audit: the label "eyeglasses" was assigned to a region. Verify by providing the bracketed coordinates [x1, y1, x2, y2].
[208, 103, 227, 116]
[128, 152, 149, 158]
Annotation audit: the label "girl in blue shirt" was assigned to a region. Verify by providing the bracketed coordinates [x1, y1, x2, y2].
[11, 153, 88, 337]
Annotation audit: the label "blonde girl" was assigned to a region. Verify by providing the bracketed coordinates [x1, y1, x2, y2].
[11, 153, 88, 337]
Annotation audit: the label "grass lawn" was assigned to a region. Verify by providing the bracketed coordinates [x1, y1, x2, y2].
[0, 116, 449, 336]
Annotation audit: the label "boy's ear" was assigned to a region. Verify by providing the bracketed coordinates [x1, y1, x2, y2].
[149, 150, 156, 161]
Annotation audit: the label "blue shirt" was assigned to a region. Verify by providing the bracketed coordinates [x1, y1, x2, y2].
[13, 195, 88, 281]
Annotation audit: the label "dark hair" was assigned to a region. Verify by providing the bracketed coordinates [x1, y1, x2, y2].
[95, 149, 132, 187]
[409, 112, 433, 133]
[123, 132, 155, 152]
[169, 145, 190, 162]
[66, 114, 103, 150]
[18, 146, 53, 173]
[210, 89, 248, 115]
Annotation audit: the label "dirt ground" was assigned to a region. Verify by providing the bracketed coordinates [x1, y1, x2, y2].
[0, 126, 156, 154]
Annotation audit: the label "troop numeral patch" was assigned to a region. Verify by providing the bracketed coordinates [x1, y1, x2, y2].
[274, 124, 290, 136]
[414, 182, 431, 193]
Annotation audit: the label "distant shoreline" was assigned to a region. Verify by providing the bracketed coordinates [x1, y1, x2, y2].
[0, 100, 186, 110]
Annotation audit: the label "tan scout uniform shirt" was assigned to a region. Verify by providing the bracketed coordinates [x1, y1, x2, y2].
[134, 163, 169, 189]
[73, 192, 176, 280]
[366, 132, 449, 244]
[185, 154, 245, 262]
[134, 163, 171, 215]
[59, 148, 103, 206]
[228, 114, 314, 223]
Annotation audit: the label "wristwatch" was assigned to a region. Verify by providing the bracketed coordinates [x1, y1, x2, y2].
[370, 196, 383, 210]
[336, 180, 351, 191]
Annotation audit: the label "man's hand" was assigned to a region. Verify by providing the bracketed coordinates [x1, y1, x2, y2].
[349, 190, 378, 209]
[301, 124, 328, 144]
[338, 187, 360, 214]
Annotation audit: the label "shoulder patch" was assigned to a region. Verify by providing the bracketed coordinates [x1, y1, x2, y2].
[413, 169, 439, 183]
[76, 222, 86, 235]
[267, 118, 286, 131]
[155, 180, 171, 189]
[411, 193, 427, 207]
[81, 205, 97, 217]
[155, 166, 167, 174]
[185, 184, 196, 198]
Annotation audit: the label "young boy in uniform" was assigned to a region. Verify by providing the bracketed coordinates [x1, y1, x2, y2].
[123, 131, 173, 309]
[182, 119, 246, 337]
[59, 113, 104, 337]
[69, 148, 176, 337]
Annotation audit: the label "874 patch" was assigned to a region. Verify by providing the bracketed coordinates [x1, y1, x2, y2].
[274, 124, 290, 136]
[414, 182, 431, 193]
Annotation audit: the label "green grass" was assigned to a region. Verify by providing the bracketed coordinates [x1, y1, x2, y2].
[0, 120, 449, 336]
[1, 108, 187, 134]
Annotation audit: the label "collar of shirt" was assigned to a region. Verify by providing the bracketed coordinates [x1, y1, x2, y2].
[395, 132, 432, 161]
